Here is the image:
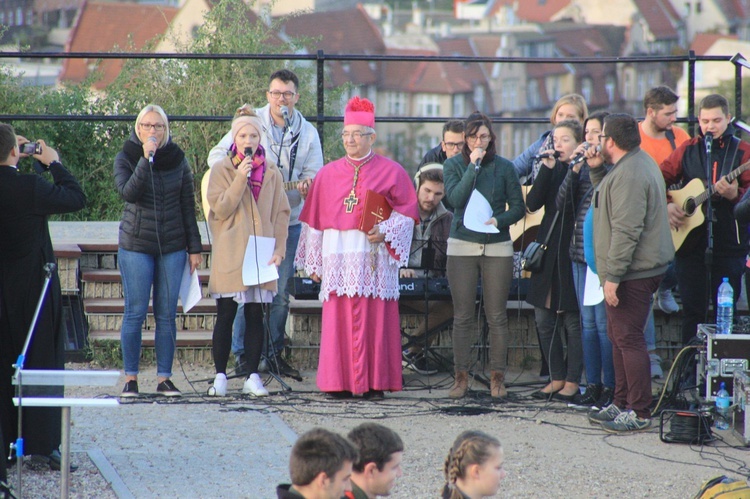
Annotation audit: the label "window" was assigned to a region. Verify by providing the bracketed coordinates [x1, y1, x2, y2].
[501, 79, 518, 111]
[16, 8, 22, 25]
[546, 76, 561, 102]
[473, 85, 486, 111]
[605, 76, 616, 103]
[416, 94, 441, 117]
[527, 79, 540, 108]
[385, 92, 407, 116]
[581, 78, 593, 103]
[453, 94, 465, 118]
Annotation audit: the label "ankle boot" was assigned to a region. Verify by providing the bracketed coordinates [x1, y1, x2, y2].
[449, 371, 469, 399]
[490, 371, 507, 398]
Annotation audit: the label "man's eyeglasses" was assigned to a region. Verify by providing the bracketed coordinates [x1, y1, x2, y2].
[598, 134, 609, 142]
[140, 123, 165, 131]
[467, 134, 491, 142]
[341, 131, 373, 140]
[443, 141, 465, 150]
[268, 90, 296, 100]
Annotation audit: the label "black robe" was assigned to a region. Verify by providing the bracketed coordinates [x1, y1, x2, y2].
[0, 162, 85, 460]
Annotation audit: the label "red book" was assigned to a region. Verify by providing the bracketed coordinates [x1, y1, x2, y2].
[358, 190, 393, 233]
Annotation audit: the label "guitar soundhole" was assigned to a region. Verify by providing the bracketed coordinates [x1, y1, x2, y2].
[684, 198, 696, 216]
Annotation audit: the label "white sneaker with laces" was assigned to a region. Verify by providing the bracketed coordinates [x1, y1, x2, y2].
[208, 373, 227, 397]
[243, 373, 269, 397]
[656, 289, 679, 314]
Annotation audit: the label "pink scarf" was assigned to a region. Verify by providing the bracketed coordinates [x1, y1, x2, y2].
[231, 143, 266, 201]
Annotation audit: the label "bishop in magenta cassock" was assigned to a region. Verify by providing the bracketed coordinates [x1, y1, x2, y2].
[295, 97, 419, 398]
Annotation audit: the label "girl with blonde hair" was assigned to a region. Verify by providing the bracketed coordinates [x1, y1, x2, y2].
[442, 431, 506, 499]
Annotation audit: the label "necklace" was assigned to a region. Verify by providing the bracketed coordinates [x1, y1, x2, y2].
[343, 151, 375, 213]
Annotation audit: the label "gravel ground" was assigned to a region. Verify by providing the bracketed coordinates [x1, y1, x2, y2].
[6, 361, 750, 498]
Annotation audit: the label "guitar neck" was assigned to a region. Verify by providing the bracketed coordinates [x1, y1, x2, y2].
[694, 160, 750, 206]
[284, 180, 304, 192]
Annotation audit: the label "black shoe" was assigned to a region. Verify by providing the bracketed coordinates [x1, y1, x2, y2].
[120, 380, 139, 398]
[530, 389, 559, 400]
[271, 355, 302, 381]
[47, 450, 78, 472]
[325, 391, 353, 400]
[363, 390, 385, 400]
[551, 391, 577, 403]
[592, 386, 614, 411]
[402, 351, 438, 375]
[156, 379, 181, 397]
[568, 384, 602, 410]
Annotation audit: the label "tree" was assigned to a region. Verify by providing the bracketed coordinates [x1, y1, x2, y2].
[0, 0, 347, 221]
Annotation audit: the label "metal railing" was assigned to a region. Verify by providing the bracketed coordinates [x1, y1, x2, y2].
[0, 49, 743, 150]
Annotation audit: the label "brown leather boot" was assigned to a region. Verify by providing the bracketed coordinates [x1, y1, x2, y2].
[490, 371, 507, 398]
[449, 371, 468, 399]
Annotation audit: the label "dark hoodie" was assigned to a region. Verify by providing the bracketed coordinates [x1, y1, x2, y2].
[661, 123, 750, 258]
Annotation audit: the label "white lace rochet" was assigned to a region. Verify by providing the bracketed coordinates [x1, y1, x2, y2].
[295, 211, 414, 301]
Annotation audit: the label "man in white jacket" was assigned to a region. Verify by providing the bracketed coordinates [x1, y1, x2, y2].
[208, 69, 323, 379]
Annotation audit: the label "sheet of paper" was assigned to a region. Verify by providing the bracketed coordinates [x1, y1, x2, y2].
[463, 190, 500, 234]
[583, 265, 604, 306]
[242, 236, 279, 286]
[178, 260, 202, 313]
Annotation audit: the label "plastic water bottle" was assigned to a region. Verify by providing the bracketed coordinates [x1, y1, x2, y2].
[716, 277, 734, 335]
[715, 382, 731, 430]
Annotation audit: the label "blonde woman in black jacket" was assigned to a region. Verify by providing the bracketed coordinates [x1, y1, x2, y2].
[114, 104, 202, 398]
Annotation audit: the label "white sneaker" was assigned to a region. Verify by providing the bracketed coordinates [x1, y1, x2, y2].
[207, 373, 227, 397]
[656, 289, 679, 314]
[649, 353, 663, 379]
[243, 373, 269, 397]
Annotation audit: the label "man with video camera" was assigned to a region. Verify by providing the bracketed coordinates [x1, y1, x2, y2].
[0, 124, 86, 471]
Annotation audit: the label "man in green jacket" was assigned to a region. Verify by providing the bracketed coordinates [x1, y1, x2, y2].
[586, 114, 674, 434]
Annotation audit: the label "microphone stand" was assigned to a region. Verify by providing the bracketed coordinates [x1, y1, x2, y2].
[10, 263, 56, 499]
[704, 136, 714, 325]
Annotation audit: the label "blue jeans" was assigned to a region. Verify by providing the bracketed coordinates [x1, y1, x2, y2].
[119, 247, 186, 378]
[232, 223, 301, 358]
[644, 305, 656, 352]
[571, 262, 614, 388]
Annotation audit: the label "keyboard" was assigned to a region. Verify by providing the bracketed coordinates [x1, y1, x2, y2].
[289, 277, 527, 301]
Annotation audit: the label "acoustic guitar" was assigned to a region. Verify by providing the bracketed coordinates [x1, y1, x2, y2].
[668, 160, 750, 251]
[509, 185, 545, 252]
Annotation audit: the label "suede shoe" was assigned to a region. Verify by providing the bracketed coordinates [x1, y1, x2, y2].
[589, 403, 624, 425]
[601, 410, 652, 433]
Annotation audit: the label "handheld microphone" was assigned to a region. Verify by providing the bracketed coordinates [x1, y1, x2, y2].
[705, 132, 713, 156]
[474, 149, 483, 172]
[533, 151, 561, 160]
[147, 136, 157, 165]
[568, 142, 590, 167]
[280, 106, 291, 128]
[244, 147, 253, 177]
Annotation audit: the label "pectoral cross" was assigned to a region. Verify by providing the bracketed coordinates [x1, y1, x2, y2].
[344, 190, 359, 213]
